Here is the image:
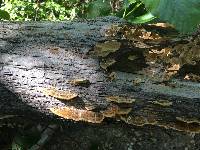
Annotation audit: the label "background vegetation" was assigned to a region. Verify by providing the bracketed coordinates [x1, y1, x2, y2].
[0, 0, 147, 21]
[0, 0, 200, 33]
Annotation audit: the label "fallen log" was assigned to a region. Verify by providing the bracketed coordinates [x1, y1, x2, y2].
[0, 16, 200, 149]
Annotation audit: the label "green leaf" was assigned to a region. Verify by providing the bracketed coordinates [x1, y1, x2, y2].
[141, 0, 200, 33]
[0, 10, 10, 20]
[87, 0, 111, 18]
[130, 12, 156, 23]
[123, 0, 137, 8]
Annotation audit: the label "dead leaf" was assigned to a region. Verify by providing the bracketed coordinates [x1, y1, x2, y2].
[102, 24, 121, 37]
[167, 64, 180, 71]
[184, 74, 200, 82]
[149, 23, 174, 28]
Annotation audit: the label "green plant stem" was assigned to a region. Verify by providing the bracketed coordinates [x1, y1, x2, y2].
[122, 8, 127, 18]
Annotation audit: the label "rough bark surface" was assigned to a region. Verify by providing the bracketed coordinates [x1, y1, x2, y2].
[0, 17, 200, 149]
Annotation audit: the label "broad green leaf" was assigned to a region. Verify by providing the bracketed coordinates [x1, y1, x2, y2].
[129, 12, 156, 23]
[0, 10, 10, 20]
[123, 0, 137, 8]
[122, 0, 143, 18]
[141, 0, 160, 13]
[141, 0, 200, 33]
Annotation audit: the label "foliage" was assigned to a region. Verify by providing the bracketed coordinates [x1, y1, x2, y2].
[86, 0, 111, 18]
[0, 9, 10, 19]
[0, 0, 92, 21]
[0, 0, 200, 33]
[0, 0, 148, 21]
[141, 0, 200, 33]
[121, 0, 155, 24]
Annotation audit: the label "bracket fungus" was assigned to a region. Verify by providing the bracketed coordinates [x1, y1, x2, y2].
[50, 107, 104, 123]
[69, 79, 91, 87]
[94, 40, 121, 57]
[100, 58, 116, 70]
[41, 87, 78, 100]
[151, 100, 173, 107]
[106, 96, 136, 104]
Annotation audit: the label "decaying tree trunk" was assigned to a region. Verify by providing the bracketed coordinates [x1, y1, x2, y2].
[1, 16, 200, 149]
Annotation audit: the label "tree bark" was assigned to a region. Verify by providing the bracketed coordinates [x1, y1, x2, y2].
[1, 16, 200, 149]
